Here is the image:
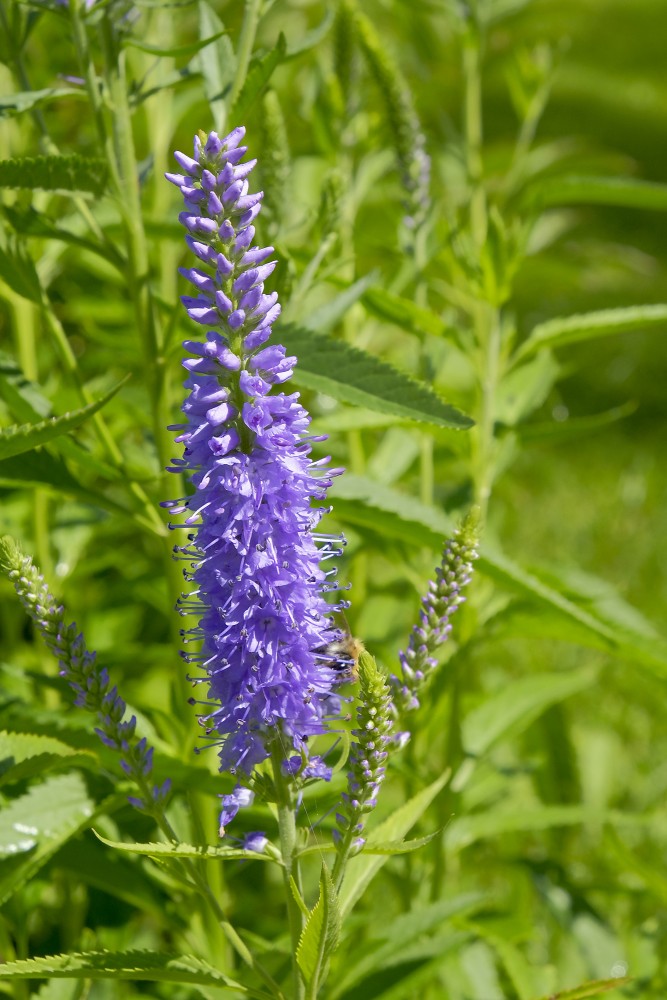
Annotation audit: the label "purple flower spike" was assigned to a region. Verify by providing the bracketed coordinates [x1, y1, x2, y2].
[166, 128, 348, 800]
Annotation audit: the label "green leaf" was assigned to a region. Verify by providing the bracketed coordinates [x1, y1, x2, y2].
[305, 273, 379, 333]
[330, 894, 485, 1000]
[532, 977, 631, 1000]
[0, 377, 129, 461]
[0, 773, 98, 906]
[4, 205, 119, 267]
[92, 832, 276, 863]
[495, 351, 560, 426]
[339, 769, 450, 917]
[444, 805, 648, 854]
[0, 448, 135, 520]
[454, 668, 596, 791]
[0, 951, 251, 994]
[285, 9, 334, 58]
[0, 155, 108, 196]
[196, 1, 235, 132]
[54, 839, 169, 918]
[359, 831, 441, 855]
[517, 402, 637, 444]
[514, 304, 667, 362]
[478, 547, 667, 678]
[0, 730, 93, 788]
[124, 28, 228, 58]
[0, 88, 86, 118]
[0, 239, 41, 302]
[362, 286, 447, 339]
[280, 326, 473, 430]
[329, 474, 452, 548]
[289, 875, 311, 919]
[296, 864, 341, 990]
[527, 173, 667, 212]
[229, 33, 287, 124]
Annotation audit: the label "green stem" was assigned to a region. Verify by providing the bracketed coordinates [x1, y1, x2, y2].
[472, 306, 501, 521]
[463, 25, 486, 249]
[271, 747, 305, 1000]
[230, 0, 263, 108]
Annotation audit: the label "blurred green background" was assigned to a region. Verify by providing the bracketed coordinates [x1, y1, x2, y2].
[0, 0, 666, 997]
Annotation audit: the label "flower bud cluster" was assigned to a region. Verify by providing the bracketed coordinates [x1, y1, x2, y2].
[391, 512, 479, 713]
[334, 650, 393, 856]
[0, 537, 167, 810]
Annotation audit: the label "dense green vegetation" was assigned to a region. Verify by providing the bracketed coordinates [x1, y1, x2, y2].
[0, 0, 666, 997]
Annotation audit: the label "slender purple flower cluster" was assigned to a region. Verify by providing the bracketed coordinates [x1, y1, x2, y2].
[0, 536, 166, 810]
[334, 650, 392, 857]
[165, 127, 347, 786]
[391, 511, 479, 713]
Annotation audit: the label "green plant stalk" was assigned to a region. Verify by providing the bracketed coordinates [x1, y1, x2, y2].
[230, 0, 263, 108]
[463, 26, 486, 249]
[271, 746, 305, 1000]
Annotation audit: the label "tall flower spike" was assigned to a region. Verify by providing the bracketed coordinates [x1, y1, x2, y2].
[0, 536, 166, 810]
[165, 127, 346, 795]
[391, 510, 480, 714]
[334, 649, 393, 860]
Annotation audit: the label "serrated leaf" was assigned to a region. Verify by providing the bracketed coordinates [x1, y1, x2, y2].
[0, 772, 99, 906]
[0, 155, 108, 196]
[92, 832, 276, 863]
[527, 173, 667, 212]
[533, 976, 631, 1000]
[296, 864, 340, 989]
[0, 951, 250, 993]
[229, 33, 287, 124]
[281, 327, 473, 430]
[196, 1, 235, 132]
[124, 28, 227, 58]
[0, 240, 41, 302]
[0, 377, 128, 461]
[0, 88, 86, 118]
[339, 769, 450, 917]
[515, 304, 667, 362]
[359, 830, 440, 855]
[0, 730, 93, 788]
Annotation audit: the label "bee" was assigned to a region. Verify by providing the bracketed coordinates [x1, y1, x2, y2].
[316, 629, 365, 683]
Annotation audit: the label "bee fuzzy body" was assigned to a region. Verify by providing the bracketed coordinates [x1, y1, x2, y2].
[316, 634, 364, 682]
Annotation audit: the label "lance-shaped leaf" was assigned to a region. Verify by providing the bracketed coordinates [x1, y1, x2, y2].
[532, 976, 631, 1000]
[526, 173, 667, 212]
[123, 29, 228, 58]
[230, 33, 287, 123]
[196, 1, 235, 133]
[281, 326, 473, 429]
[514, 304, 667, 363]
[296, 864, 341, 990]
[0, 155, 108, 196]
[0, 88, 86, 118]
[0, 377, 129, 461]
[0, 773, 101, 907]
[339, 769, 450, 917]
[0, 730, 93, 788]
[0, 951, 254, 994]
[93, 831, 277, 864]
